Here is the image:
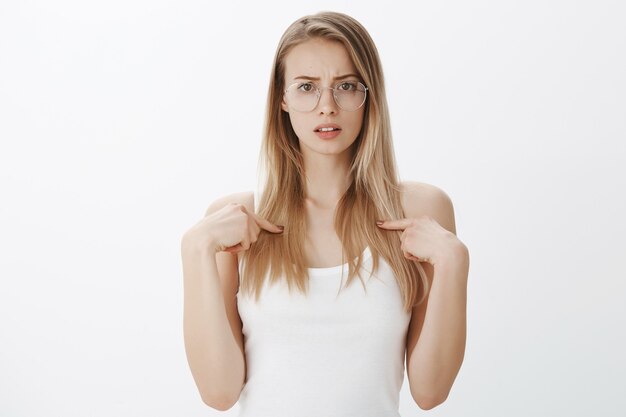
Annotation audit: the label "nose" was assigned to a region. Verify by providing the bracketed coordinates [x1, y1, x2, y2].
[317, 86, 337, 115]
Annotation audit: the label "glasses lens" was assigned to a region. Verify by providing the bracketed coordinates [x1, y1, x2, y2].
[334, 81, 367, 111]
[284, 81, 367, 112]
[285, 82, 318, 112]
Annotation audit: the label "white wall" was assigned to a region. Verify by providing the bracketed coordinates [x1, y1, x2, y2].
[1, 1, 624, 416]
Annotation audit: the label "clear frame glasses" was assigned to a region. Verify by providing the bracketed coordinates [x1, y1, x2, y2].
[283, 80, 368, 112]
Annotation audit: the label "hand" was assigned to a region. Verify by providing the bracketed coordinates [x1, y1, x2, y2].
[376, 215, 460, 266]
[184, 202, 284, 254]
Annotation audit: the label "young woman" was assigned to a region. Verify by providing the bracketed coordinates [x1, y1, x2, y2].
[181, 11, 470, 416]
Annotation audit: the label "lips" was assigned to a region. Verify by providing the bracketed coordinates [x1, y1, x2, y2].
[314, 123, 342, 132]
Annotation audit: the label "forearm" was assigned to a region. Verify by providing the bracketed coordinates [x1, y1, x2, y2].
[181, 240, 245, 407]
[409, 244, 469, 403]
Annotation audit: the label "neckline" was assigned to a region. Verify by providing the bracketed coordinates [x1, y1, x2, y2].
[307, 246, 372, 277]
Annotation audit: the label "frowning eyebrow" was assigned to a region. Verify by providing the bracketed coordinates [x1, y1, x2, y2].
[293, 73, 360, 81]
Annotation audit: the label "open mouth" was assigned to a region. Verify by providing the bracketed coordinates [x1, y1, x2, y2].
[315, 127, 341, 132]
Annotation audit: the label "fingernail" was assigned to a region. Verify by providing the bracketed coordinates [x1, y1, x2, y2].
[277, 225, 284, 231]
[376, 220, 384, 226]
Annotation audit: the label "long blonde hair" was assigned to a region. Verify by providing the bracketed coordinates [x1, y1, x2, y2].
[239, 11, 429, 313]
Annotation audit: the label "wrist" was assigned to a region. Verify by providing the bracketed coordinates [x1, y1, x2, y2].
[182, 232, 218, 255]
[432, 239, 469, 270]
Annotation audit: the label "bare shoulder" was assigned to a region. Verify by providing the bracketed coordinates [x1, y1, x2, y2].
[204, 190, 255, 217]
[399, 180, 456, 235]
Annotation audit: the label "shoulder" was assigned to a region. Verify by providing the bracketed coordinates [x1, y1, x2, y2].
[204, 190, 255, 217]
[399, 180, 456, 235]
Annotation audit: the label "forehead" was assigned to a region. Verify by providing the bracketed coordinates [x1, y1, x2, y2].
[283, 38, 358, 81]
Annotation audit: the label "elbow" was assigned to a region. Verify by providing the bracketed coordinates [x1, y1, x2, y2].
[193, 368, 245, 411]
[191, 364, 245, 411]
[413, 391, 449, 410]
[200, 392, 238, 411]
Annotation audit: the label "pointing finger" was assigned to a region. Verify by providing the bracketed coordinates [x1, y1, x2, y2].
[249, 211, 284, 233]
[376, 218, 412, 230]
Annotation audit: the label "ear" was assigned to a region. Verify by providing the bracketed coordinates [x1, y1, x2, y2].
[281, 97, 289, 113]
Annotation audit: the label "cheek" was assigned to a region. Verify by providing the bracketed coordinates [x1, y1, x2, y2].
[287, 113, 308, 136]
[349, 111, 365, 133]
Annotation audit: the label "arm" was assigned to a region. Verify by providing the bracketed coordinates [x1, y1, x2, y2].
[407, 244, 469, 409]
[181, 195, 250, 410]
[401, 182, 470, 409]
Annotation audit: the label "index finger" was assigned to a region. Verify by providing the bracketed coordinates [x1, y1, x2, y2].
[376, 218, 412, 230]
[248, 210, 284, 233]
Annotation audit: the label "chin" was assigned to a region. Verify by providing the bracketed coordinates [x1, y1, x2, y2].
[304, 142, 355, 157]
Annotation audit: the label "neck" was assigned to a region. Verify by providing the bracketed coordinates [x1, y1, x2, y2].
[302, 152, 352, 210]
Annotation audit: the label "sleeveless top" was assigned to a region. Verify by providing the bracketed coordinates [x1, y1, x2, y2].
[235, 189, 412, 417]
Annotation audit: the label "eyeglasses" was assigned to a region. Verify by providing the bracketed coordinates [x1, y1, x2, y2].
[283, 80, 368, 112]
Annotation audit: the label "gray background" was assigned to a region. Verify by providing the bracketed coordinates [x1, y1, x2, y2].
[1, 0, 625, 416]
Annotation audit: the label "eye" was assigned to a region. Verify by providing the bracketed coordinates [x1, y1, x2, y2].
[338, 81, 357, 91]
[297, 82, 315, 92]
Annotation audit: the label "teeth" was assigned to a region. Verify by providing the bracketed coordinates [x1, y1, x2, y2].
[319, 127, 337, 132]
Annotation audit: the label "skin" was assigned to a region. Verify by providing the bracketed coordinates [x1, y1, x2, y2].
[281, 38, 470, 410]
[280, 38, 366, 267]
[380, 183, 469, 409]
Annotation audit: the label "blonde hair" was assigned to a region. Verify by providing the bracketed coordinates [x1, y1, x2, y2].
[240, 11, 429, 312]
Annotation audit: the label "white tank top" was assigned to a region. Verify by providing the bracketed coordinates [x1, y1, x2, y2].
[235, 241, 412, 417]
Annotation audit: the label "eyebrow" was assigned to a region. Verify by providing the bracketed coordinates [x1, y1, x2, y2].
[292, 73, 360, 81]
